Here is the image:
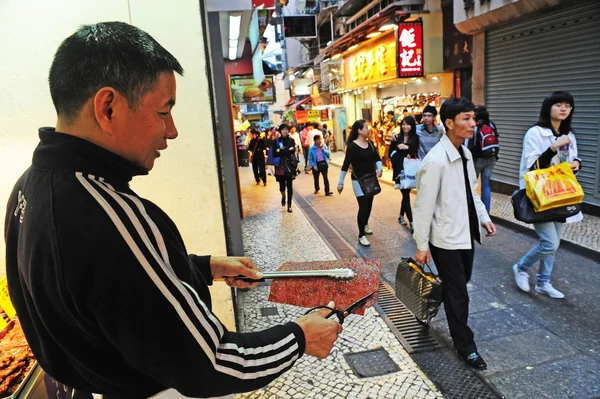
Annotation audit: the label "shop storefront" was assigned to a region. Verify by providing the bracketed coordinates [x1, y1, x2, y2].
[335, 19, 452, 132]
[484, 0, 600, 206]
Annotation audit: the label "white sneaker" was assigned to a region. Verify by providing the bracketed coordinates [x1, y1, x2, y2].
[512, 264, 530, 292]
[359, 236, 370, 246]
[364, 225, 373, 235]
[535, 283, 565, 299]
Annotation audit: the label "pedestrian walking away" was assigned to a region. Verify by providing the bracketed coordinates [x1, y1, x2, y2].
[512, 91, 583, 299]
[4, 22, 343, 399]
[248, 128, 267, 185]
[337, 119, 383, 247]
[264, 128, 275, 176]
[468, 105, 499, 213]
[389, 116, 419, 230]
[416, 104, 444, 159]
[273, 123, 299, 212]
[308, 134, 332, 196]
[413, 97, 496, 371]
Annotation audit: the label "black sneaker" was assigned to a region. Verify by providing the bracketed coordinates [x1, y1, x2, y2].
[461, 352, 487, 370]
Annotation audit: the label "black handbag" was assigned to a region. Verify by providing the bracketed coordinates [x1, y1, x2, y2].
[395, 258, 443, 324]
[354, 172, 381, 197]
[511, 189, 580, 224]
[316, 160, 328, 171]
[283, 153, 299, 177]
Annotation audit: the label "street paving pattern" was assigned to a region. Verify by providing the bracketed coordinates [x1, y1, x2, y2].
[235, 157, 600, 398]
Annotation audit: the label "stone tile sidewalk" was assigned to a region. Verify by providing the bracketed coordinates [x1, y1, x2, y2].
[329, 151, 600, 253]
[235, 165, 443, 399]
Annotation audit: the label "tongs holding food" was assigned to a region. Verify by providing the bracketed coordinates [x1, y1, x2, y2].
[234, 268, 355, 282]
[303, 292, 376, 325]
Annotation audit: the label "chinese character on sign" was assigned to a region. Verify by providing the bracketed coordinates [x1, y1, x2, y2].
[463, 41, 469, 53]
[397, 21, 424, 77]
[400, 49, 421, 68]
[399, 28, 416, 48]
[454, 44, 459, 56]
[375, 45, 387, 76]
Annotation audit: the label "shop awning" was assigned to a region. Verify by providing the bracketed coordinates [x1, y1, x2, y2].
[286, 96, 311, 108]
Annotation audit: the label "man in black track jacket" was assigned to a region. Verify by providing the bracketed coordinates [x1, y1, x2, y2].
[4, 22, 342, 399]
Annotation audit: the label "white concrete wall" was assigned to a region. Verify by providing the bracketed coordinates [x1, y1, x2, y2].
[0, 0, 233, 326]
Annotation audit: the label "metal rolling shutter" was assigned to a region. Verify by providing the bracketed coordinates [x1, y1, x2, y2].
[485, 0, 600, 205]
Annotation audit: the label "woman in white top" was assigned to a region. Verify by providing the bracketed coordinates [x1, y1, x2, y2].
[512, 91, 582, 299]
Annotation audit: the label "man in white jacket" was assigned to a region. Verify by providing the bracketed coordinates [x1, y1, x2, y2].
[413, 97, 496, 370]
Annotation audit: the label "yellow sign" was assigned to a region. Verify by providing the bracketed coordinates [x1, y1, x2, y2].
[344, 33, 397, 90]
[307, 110, 320, 123]
[238, 120, 251, 131]
[0, 316, 6, 330]
[0, 277, 17, 320]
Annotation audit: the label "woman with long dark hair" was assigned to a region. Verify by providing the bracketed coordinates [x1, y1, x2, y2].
[272, 124, 298, 213]
[390, 116, 419, 230]
[512, 91, 582, 299]
[337, 120, 383, 246]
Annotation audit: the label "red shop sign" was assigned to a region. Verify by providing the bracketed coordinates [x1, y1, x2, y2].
[295, 110, 308, 124]
[320, 109, 329, 121]
[397, 21, 424, 78]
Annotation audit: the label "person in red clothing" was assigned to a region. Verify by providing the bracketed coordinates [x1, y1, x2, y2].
[5, 22, 342, 399]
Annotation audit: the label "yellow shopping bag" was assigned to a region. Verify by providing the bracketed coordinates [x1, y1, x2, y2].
[525, 162, 584, 212]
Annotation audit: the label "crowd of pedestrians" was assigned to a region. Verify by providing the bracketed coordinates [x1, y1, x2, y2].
[240, 92, 584, 372]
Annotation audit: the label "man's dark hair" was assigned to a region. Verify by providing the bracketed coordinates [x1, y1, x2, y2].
[313, 134, 321, 141]
[49, 22, 184, 121]
[474, 105, 489, 122]
[313, 122, 320, 128]
[422, 105, 438, 117]
[322, 124, 327, 129]
[440, 97, 475, 130]
[387, 110, 395, 116]
[536, 91, 575, 135]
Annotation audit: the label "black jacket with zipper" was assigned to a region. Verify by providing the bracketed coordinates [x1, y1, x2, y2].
[5, 128, 305, 398]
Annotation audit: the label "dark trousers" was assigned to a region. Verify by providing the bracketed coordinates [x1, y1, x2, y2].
[429, 242, 477, 357]
[302, 146, 309, 166]
[400, 188, 413, 222]
[313, 166, 330, 193]
[252, 154, 266, 183]
[278, 179, 293, 207]
[356, 195, 374, 238]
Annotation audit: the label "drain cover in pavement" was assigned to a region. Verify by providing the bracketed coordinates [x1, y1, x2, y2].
[344, 347, 400, 378]
[260, 307, 279, 317]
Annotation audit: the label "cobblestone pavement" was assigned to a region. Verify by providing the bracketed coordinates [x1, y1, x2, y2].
[235, 166, 443, 399]
[289, 152, 600, 398]
[329, 151, 600, 253]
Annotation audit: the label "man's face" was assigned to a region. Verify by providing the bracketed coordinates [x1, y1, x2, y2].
[118, 73, 178, 171]
[422, 112, 434, 127]
[446, 111, 476, 141]
[315, 137, 322, 147]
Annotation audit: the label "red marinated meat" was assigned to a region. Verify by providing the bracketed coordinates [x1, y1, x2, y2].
[268, 258, 381, 315]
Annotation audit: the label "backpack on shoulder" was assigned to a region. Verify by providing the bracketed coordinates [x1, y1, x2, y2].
[475, 121, 499, 159]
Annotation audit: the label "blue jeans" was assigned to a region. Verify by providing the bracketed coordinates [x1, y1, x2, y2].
[474, 157, 496, 213]
[516, 221, 562, 285]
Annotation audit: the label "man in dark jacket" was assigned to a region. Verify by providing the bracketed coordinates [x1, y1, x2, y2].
[4, 22, 341, 399]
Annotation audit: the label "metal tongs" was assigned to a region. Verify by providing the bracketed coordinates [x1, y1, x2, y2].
[235, 268, 355, 282]
[303, 292, 376, 325]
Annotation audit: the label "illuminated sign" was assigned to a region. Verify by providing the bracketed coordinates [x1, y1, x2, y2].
[397, 21, 424, 78]
[343, 34, 396, 90]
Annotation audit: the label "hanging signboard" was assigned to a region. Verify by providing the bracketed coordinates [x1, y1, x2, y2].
[307, 110, 320, 123]
[397, 21, 424, 78]
[320, 109, 329, 121]
[230, 75, 276, 105]
[343, 33, 397, 90]
[295, 110, 308, 124]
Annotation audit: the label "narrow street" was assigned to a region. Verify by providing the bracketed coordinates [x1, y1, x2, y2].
[237, 160, 600, 399]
